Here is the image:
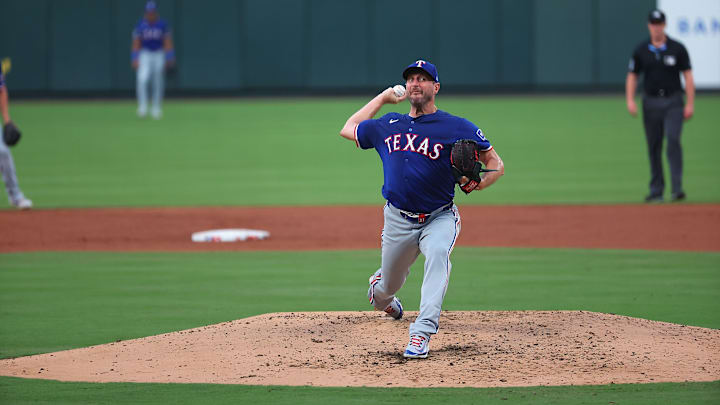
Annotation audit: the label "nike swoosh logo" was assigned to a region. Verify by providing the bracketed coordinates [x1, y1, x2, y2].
[389, 119, 399, 124]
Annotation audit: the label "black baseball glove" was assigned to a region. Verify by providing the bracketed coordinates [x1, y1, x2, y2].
[3, 121, 21, 147]
[450, 139, 495, 194]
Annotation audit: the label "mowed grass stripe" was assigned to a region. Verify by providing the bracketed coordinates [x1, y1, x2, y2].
[1, 248, 718, 359]
[0, 377, 719, 405]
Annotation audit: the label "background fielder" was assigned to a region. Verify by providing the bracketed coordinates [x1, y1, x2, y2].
[339, 60, 504, 358]
[132, 1, 175, 119]
[0, 71, 32, 209]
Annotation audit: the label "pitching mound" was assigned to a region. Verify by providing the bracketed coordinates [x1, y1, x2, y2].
[1, 311, 718, 387]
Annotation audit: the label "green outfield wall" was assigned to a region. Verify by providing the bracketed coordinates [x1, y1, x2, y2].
[0, 0, 654, 94]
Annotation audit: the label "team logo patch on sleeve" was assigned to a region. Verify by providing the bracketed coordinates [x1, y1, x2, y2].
[475, 128, 487, 142]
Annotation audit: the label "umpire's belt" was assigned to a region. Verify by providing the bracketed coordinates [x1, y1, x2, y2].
[390, 202, 453, 224]
[645, 89, 679, 98]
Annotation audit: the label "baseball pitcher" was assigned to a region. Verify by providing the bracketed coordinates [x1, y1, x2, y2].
[339, 60, 504, 358]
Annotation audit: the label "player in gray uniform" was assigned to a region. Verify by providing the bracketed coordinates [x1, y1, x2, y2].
[0, 72, 32, 209]
[132, 1, 175, 119]
[340, 60, 504, 358]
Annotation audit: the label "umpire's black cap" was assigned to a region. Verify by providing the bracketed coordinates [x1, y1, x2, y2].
[648, 10, 666, 24]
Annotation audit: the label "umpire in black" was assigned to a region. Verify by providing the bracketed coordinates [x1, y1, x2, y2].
[626, 9, 695, 203]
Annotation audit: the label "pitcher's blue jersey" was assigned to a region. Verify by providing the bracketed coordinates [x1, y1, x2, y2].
[133, 19, 170, 51]
[356, 110, 492, 213]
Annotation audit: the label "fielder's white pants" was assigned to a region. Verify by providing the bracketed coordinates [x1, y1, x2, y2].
[0, 125, 26, 204]
[136, 50, 165, 116]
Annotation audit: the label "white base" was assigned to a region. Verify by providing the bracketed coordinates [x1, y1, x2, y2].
[191, 229, 270, 243]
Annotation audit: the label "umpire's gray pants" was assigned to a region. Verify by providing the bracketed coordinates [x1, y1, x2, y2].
[0, 125, 26, 204]
[642, 94, 685, 197]
[370, 202, 461, 339]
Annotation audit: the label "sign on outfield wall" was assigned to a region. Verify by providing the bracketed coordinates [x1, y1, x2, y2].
[658, 0, 720, 89]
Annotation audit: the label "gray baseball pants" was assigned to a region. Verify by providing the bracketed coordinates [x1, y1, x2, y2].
[642, 94, 685, 197]
[136, 49, 165, 116]
[0, 126, 27, 204]
[369, 202, 461, 339]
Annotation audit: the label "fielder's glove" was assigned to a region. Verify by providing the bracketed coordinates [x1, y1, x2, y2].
[3, 121, 21, 147]
[450, 139, 495, 194]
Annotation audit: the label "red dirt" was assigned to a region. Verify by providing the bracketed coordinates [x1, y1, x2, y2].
[1, 204, 719, 252]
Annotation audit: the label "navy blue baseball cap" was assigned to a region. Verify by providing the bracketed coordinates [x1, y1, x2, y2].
[403, 60, 440, 83]
[146, 1, 157, 12]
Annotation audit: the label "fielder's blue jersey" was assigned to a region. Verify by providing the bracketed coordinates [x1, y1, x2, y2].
[133, 19, 170, 51]
[0, 73, 4, 88]
[356, 110, 492, 213]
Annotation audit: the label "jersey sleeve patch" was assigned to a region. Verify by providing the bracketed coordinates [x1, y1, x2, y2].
[457, 118, 492, 150]
[475, 128, 487, 142]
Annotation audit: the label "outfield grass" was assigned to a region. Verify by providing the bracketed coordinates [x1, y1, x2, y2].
[1, 248, 718, 359]
[4, 94, 720, 208]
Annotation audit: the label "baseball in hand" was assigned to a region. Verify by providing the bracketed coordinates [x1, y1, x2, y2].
[393, 84, 406, 98]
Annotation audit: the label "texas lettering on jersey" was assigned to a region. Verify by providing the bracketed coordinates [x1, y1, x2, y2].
[140, 27, 164, 40]
[384, 133, 443, 160]
[133, 19, 170, 51]
[355, 110, 492, 213]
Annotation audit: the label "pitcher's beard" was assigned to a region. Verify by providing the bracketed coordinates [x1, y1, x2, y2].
[410, 93, 434, 114]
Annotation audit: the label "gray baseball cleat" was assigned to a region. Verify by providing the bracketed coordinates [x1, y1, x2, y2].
[11, 197, 32, 210]
[383, 297, 403, 320]
[368, 270, 403, 319]
[403, 334, 430, 359]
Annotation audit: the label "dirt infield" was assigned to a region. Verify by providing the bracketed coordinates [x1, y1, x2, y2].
[1, 203, 719, 252]
[1, 311, 718, 387]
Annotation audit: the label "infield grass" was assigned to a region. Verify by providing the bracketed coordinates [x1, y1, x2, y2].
[1, 248, 718, 359]
[3, 94, 720, 208]
[1, 377, 718, 405]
